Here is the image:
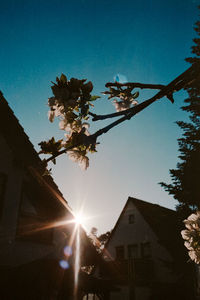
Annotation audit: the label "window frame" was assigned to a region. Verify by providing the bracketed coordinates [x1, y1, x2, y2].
[16, 182, 54, 245]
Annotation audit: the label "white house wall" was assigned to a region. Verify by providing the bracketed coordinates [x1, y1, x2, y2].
[105, 200, 176, 283]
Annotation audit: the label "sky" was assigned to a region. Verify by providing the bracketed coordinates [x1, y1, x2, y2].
[0, 0, 199, 234]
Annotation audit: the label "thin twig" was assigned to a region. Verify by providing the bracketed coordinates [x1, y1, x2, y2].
[105, 82, 165, 90]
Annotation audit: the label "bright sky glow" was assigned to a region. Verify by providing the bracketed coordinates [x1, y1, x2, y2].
[0, 0, 199, 234]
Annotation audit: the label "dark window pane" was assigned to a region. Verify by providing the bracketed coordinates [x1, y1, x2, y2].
[128, 244, 139, 259]
[17, 184, 53, 244]
[129, 214, 134, 224]
[115, 246, 124, 260]
[141, 242, 151, 258]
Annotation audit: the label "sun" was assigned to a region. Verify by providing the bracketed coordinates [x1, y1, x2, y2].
[74, 212, 84, 225]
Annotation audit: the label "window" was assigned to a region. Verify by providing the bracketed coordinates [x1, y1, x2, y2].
[129, 214, 134, 224]
[141, 242, 151, 258]
[115, 246, 124, 260]
[0, 173, 7, 218]
[17, 184, 53, 244]
[128, 244, 139, 259]
[20, 190, 37, 216]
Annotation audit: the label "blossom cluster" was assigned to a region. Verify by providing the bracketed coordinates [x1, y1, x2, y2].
[39, 74, 99, 170]
[181, 211, 200, 264]
[113, 97, 138, 112]
[103, 84, 139, 112]
[39, 74, 140, 169]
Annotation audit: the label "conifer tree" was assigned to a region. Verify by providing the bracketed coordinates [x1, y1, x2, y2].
[160, 10, 200, 219]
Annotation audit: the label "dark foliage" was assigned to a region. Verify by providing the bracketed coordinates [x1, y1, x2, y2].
[160, 9, 200, 219]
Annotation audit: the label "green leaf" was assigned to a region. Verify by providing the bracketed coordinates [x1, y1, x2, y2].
[132, 91, 139, 99]
[90, 95, 101, 101]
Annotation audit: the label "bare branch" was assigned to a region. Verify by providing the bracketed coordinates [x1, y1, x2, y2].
[105, 82, 165, 90]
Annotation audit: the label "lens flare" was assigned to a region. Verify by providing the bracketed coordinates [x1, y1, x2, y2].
[114, 73, 128, 83]
[74, 225, 80, 297]
[59, 260, 69, 269]
[64, 245, 72, 256]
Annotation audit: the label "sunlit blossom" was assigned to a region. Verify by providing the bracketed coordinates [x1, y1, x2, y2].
[67, 150, 89, 170]
[54, 105, 65, 117]
[188, 249, 200, 264]
[181, 211, 200, 264]
[48, 110, 55, 123]
[59, 119, 71, 131]
[45, 74, 98, 170]
[113, 98, 138, 112]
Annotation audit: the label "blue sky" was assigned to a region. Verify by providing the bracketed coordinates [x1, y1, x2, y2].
[0, 0, 199, 233]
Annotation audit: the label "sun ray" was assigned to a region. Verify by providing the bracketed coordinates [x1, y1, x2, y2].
[74, 224, 80, 299]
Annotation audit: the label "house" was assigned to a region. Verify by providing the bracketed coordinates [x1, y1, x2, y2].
[102, 197, 196, 300]
[0, 92, 103, 299]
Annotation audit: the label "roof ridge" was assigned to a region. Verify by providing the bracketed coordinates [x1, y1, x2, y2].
[128, 196, 175, 213]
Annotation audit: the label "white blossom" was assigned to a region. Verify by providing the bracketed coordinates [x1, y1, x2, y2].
[59, 119, 71, 132]
[113, 100, 131, 112]
[54, 105, 65, 117]
[67, 150, 89, 170]
[188, 249, 200, 264]
[113, 98, 138, 112]
[184, 241, 193, 250]
[181, 211, 200, 264]
[48, 110, 55, 122]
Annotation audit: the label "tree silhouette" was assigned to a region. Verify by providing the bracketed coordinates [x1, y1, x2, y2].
[160, 9, 200, 220]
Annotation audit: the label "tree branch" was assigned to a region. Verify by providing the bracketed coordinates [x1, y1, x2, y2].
[45, 135, 97, 164]
[44, 64, 200, 164]
[89, 64, 200, 122]
[105, 82, 165, 90]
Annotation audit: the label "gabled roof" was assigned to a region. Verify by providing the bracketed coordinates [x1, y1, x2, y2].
[0, 91, 65, 197]
[106, 197, 185, 261]
[0, 91, 75, 213]
[0, 92, 41, 167]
